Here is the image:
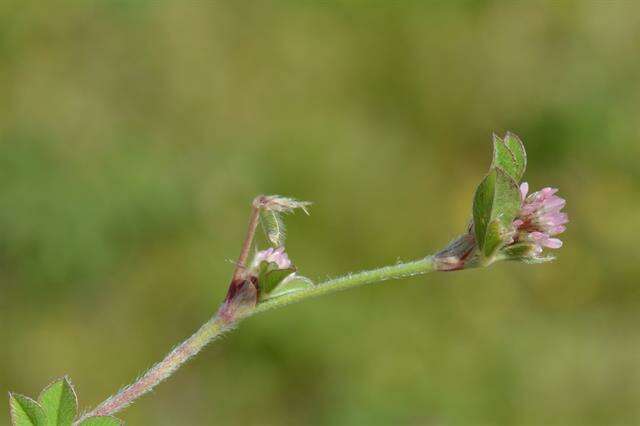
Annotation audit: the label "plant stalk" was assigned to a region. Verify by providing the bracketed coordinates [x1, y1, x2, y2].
[79, 256, 436, 420]
[232, 204, 261, 281]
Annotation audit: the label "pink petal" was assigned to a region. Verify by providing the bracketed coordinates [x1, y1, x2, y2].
[529, 231, 546, 242]
[542, 196, 566, 211]
[545, 238, 563, 249]
[254, 247, 292, 269]
[540, 187, 559, 198]
[520, 182, 529, 201]
[548, 225, 566, 235]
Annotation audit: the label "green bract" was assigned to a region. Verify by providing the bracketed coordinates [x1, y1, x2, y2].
[257, 260, 297, 296]
[262, 275, 314, 300]
[255, 259, 314, 301]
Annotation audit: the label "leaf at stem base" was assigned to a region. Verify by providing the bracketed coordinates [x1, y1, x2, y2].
[9, 394, 47, 426]
[38, 377, 77, 426]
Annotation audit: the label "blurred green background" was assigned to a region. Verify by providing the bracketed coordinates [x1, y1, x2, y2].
[1, 2, 639, 425]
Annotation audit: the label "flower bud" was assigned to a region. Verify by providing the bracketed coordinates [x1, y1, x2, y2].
[219, 277, 259, 322]
[434, 231, 477, 271]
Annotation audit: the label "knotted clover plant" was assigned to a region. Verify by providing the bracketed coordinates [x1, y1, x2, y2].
[8, 133, 568, 425]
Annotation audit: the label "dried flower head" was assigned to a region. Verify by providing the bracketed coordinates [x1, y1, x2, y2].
[253, 195, 311, 215]
[254, 195, 311, 247]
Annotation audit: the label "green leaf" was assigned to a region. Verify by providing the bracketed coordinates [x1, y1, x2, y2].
[9, 394, 47, 426]
[263, 275, 314, 300]
[473, 170, 496, 250]
[491, 133, 527, 183]
[77, 416, 123, 426]
[38, 377, 77, 426]
[259, 209, 286, 247]
[491, 135, 519, 182]
[503, 131, 527, 181]
[473, 168, 521, 256]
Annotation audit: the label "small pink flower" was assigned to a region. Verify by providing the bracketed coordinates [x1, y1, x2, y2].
[252, 247, 292, 270]
[512, 182, 568, 252]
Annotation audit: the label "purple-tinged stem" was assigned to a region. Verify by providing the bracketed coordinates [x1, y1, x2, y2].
[78, 314, 233, 421]
[78, 256, 438, 421]
[231, 199, 262, 281]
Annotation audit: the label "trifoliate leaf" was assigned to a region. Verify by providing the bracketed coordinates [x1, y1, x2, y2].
[259, 209, 286, 247]
[503, 132, 526, 180]
[77, 416, 123, 426]
[38, 377, 77, 426]
[9, 394, 46, 426]
[262, 275, 314, 300]
[473, 168, 521, 255]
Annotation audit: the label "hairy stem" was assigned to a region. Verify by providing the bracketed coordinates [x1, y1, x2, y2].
[80, 256, 436, 420]
[253, 256, 435, 315]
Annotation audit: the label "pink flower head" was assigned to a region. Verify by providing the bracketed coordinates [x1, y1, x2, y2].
[252, 247, 292, 270]
[512, 182, 568, 252]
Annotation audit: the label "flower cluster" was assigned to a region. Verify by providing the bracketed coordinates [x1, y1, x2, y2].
[510, 182, 568, 254]
[435, 180, 568, 270]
